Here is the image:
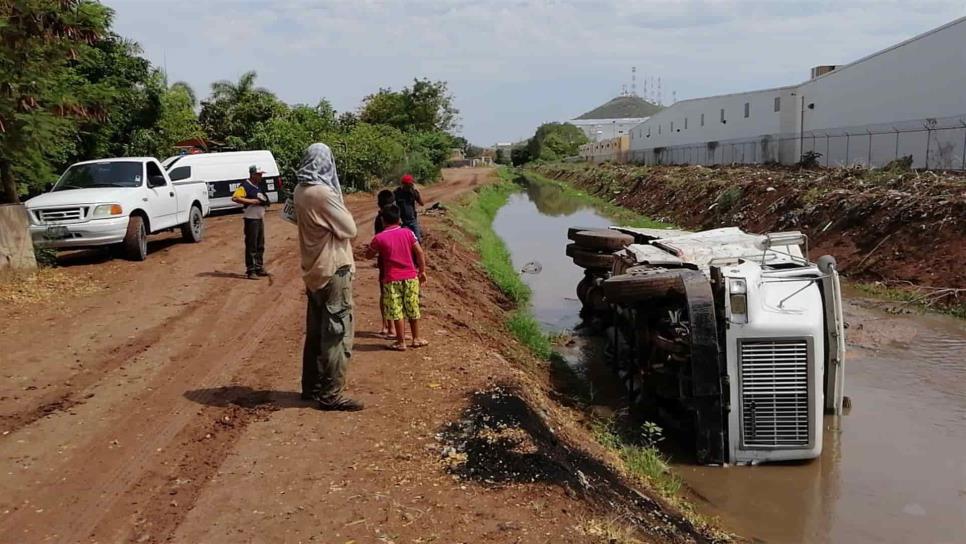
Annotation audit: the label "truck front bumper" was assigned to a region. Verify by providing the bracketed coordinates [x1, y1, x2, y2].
[30, 216, 130, 249]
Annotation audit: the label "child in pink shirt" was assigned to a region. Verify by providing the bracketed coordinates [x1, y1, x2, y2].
[366, 204, 428, 350]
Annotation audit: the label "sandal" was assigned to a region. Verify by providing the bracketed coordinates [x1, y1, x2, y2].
[388, 342, 407, 351]
[411, 339, 430, 348]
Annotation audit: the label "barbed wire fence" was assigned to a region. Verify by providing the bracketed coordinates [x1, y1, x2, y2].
[625, 114, 966, 170]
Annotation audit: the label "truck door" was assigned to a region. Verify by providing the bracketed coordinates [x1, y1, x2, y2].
[145, 161, 178, 230]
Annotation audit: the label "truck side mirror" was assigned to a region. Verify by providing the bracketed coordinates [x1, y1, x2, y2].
[148, 175, 167, 187]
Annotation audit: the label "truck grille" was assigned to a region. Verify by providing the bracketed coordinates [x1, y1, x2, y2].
[739, 339, 810, 447]
[37, 207, 86, 223]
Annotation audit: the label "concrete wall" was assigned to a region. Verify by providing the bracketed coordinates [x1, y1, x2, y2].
[628, 16, 966, 169]
[579, 135, 630, 164]
[0, 204, 37, 270]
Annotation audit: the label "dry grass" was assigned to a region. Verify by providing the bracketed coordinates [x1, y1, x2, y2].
[0, 268, 102, 307]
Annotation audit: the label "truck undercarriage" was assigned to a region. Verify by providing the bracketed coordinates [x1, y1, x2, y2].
[569, 226, 846, 465]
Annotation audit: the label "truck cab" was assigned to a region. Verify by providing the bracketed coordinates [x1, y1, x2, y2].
[568, 226, 846, 465]
[25, 157, 211, 260]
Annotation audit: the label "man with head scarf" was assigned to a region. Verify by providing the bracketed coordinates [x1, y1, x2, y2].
[394, 173, 424, 241]
[293, 143, 363, 411]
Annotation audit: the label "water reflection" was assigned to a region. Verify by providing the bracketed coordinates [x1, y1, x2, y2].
[491, 175, 966, 544]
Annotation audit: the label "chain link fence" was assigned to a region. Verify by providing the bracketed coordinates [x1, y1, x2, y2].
[627, 114, 966, 170]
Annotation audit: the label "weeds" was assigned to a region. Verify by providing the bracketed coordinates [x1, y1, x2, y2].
[520, 170, 672, 228]
[592, 418, 682, 498]
[451, 181, 555, 358]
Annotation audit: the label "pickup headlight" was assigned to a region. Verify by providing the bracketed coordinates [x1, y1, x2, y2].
[91, 204, 124, 218]
[729, 278, 749, 324]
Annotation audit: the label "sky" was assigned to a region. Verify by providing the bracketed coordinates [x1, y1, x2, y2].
[111, 0, 964, 145]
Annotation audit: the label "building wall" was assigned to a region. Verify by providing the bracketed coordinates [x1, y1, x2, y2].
[579, 135, 630, 164]
[628, 17, 966, 169]
[572, 118, 648, 142]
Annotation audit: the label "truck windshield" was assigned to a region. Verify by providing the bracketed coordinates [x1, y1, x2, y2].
[53, 162, 143, 191]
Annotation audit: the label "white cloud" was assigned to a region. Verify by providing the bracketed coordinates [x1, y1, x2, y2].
[109, 0, 965, 143]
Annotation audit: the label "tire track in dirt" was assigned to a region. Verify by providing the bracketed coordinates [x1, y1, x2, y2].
[0, 170, 489, 543]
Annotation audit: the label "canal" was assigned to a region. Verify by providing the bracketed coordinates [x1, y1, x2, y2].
[491, 174, 966, 544]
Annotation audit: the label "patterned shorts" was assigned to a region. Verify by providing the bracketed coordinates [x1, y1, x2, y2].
[382, 278, 421, 320]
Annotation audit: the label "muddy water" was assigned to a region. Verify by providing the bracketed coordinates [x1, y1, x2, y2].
[493, 176, 966, 544]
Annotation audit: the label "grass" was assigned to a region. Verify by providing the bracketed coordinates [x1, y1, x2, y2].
[591, 418, 682, 498]
[853, 281, 965, 319]
[450, 180, 553, 359]
[519, 169, 673, 229]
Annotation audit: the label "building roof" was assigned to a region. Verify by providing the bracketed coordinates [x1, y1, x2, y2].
[575, 95, 663, 120]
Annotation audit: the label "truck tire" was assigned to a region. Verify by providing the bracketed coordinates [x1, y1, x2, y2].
[566, 243, 614, 270]
[123, 215, 147, 261]
[602, 269, 687, 302]
[571, 229, 634, 251]
[568, 226, 601, 241]
[181, 205, 204, 243]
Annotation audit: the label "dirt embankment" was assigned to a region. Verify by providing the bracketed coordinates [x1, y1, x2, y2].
[532, 163, 965, 294]
[0, 168, 718, 543]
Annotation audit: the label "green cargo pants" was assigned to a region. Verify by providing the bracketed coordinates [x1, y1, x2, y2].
[302, 265, 354, 402]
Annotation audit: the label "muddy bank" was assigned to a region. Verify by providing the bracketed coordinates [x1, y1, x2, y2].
[530, 163, 965, 308]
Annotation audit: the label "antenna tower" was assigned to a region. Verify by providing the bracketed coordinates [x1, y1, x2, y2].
[657, 77, 663, 106]
[631, 66, 637, 96]
[643, 76, 648, 102]
[672, 90, 677, 104]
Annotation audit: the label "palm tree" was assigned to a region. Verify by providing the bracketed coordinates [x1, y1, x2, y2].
[209, 70, 273, 102]
[169, 81, 197, 108]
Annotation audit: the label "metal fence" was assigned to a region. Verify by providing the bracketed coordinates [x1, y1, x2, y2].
[627, 114, 966, 170]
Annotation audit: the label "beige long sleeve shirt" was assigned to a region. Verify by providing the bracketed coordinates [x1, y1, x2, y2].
[293, 184, 357, 292]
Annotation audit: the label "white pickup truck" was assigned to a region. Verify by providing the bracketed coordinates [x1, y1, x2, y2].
[25, 157, 210, 260]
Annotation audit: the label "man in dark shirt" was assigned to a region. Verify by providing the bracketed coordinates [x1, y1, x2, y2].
[393, 174, 423, 241]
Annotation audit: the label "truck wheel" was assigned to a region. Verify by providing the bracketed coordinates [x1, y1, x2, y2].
[181, 205, 204, 242]
[566, 243, 614, 270]
[571, 229, 634, 251]
[602, 269, 687, 302]
[123, 215, 147, 261]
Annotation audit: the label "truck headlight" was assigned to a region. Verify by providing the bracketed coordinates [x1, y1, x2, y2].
[729, 278, 748, 323]
[91, 204, 123, 218]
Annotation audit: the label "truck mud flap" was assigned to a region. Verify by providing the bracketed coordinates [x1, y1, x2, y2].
[678, 270, 728, 465]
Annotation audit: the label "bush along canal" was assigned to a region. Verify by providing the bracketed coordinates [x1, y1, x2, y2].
[483, 169, 966, 544]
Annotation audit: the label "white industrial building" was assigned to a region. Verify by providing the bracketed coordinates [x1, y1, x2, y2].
[627, 16, 966, 169]
[571, 95, 662, 142]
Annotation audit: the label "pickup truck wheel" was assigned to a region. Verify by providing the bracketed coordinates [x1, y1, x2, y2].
[566, 243, 614, 270]
[602, 269, 687, 302]
[181, 205, 204, 242]
[571, 229, 634, 251]
[123, 215, 147, 261]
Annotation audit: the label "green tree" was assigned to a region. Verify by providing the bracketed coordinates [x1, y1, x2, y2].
[359, 78, 459, 134]
[0, 0, 115, 203]
[126, 84, 204, 159]
[524, 122, 587, 163]
[73, 34, 164, 161]
[199, 70, 285, 145]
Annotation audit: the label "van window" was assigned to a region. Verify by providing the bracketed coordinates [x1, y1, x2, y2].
[169, 166, 192, 182]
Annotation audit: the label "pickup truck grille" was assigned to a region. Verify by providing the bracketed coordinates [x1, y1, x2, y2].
[739, 339, 810, 448]
[37, 207, 87, 223]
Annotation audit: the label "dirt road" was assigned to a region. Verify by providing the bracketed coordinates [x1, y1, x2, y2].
[1, 168, 707, 544]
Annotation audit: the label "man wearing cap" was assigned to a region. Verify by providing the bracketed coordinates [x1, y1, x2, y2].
[232, 165, 270, 279]
[394, 174, 424, 241]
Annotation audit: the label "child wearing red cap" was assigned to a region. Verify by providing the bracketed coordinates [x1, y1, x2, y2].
[394, 173, 423, 241]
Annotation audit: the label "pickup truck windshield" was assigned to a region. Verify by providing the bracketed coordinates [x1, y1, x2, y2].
[53, 161, 143, 191]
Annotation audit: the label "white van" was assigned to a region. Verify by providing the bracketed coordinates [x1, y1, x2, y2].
[162, 150, 282, 211]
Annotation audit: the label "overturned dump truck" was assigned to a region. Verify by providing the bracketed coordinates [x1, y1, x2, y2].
[568, 227, 846, 465]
